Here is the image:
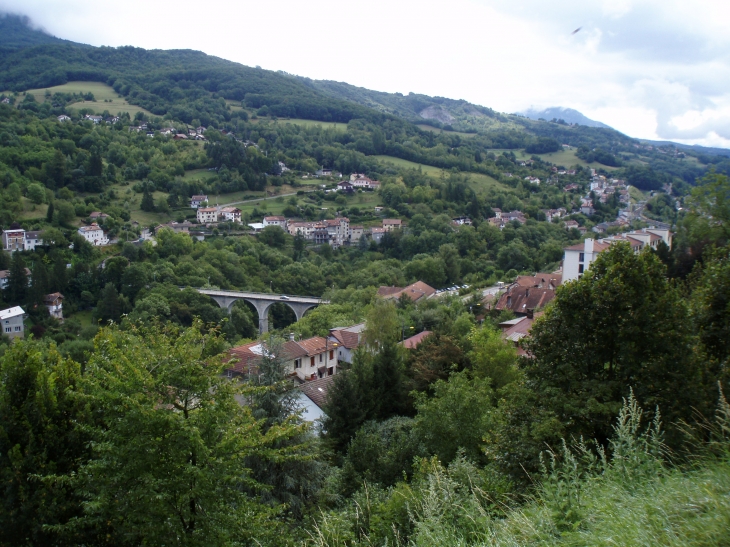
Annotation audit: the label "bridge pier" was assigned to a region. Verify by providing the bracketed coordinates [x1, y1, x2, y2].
[250, 300, 273, 334]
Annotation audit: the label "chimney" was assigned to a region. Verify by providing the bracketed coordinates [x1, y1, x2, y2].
[526, 308, 534, 319]
[289, 333, 295, 341]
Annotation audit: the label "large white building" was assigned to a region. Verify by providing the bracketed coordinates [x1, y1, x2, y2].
[196, 207, 219, 224]
[77, 224, 108, 246]
[263, 216, 288, 230]
[563, 229, 674, 282]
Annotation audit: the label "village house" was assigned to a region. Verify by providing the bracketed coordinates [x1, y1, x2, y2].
[57, 114, 71, 122]
[350, 174, 380, 190]
[89, 211, 110, 221]
[156, 220, 194, 234]
[580, 200, 595, 216]
[1, 97, 10, 104]
[226, 336, 339, 382]
[495, 273, 561, 316]
[377, 281, 437, 303]
[382, 218, 402, 232]
[263, 216, 288, 230]
[323, 217, 349, 246]
[492, 208, 502, 219]
[2, 227, 26, 252]
[84, 115, 102, 124]
[23, 231, 43, 251]
[498, 315, 540, 357]
[77, 224, 109, 246]
[43, 292, 64, 320]
[0, 268, 31, 290]
[563, 220, 580, 230]
[328, 323, 365, 364]
[543, 208, 566, 222]
[502, 211, 527, 224]
[562, 229, 672, 282]
[348, 225, 364, 243]
[452, 216, 472, 226]
[219, 207, 242, 223]
[190, 195, 209, 208]
[370, 227, 386, 243]
[297, 375, 334, 422]
[336, 181, 355, 193]
[0, 306, 25, 340]
[196, 207, 219, 224]
[400, 330, 432, 349]
[288, 221, 318, 239]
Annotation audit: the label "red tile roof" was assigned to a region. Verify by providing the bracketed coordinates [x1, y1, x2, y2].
[299, 374, 335, 409]
[400, 330, 432, 349]
[329, 329, 360, 349]
[377, 281, 436, 302]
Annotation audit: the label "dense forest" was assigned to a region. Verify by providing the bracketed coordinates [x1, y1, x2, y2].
[0, 14, 729, 546]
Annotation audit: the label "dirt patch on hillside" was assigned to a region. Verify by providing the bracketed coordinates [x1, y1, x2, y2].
[419, 105, 454, 124]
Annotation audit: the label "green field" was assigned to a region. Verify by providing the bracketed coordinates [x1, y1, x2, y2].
[488, 147, 619, 171]
[372, 155, 509, 194]
[251, 117, 348, 131]
[415, 124, 476, 137]
[13, 81, 155, 117]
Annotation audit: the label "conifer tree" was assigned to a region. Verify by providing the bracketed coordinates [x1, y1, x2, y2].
[140, 189, 155, 212]
[45, 201, 54, 223]
[5, 252, 27, 304]
[96, 282, 121, 323]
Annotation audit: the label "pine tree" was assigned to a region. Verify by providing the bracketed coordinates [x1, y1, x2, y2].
[140, 190, 155, 212]
[45, 201, 54, 223]
[5, 252, 27, 304]
[29, 259, 49, 305]
[52, 255, 67, 293]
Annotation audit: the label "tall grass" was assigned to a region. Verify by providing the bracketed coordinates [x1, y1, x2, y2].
[306, 392, 730, 547]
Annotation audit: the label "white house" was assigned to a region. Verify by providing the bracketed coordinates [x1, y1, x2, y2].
[57, 114, 71, 122]
[219, 207, 242, 223]
[263, 216, 288, 230]
[77, 224, 109, 246]
[24, 231, 43, 251]
[190, 195, 208, 208]
[0, 306, 25, 339]
[562, 238, 612, 282]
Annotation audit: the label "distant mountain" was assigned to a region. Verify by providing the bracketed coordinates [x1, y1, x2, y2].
[520, 107, 611, 129]
[0, 13, 81, 50]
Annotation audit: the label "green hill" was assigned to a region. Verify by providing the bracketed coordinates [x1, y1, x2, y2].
[0, 13, 80, 50]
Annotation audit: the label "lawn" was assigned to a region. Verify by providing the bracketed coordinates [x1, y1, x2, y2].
[17, 199, 49, 222]
[488, 147, 620, 171]
[416, 124, 476, 137]
[251, 117, 348, 131]
[372, 155, 510, 195]
[15, 81, 154, 117]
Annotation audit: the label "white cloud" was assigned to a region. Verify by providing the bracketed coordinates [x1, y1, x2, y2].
[1, 0, 729, 148]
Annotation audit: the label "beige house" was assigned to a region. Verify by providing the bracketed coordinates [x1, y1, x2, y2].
[226, 336, 339, 382]
[196, 207, 219, 224]
[382, 219, 402, 232]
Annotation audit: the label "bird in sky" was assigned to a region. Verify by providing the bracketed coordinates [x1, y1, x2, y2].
[572, 27, 582, 35]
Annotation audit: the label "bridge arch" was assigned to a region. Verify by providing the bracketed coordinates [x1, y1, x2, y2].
[195, 288, 324, 334]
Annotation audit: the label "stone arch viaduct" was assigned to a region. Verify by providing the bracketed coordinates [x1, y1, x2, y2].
[193, 288, 326, 333]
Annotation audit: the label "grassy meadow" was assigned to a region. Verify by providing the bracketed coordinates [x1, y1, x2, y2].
[372, 154, 510, 195]
[13, 81, 155, 117]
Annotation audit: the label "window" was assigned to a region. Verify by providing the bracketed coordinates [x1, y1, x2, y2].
[328, 367, 333, 376]
[310, 357, 315, 367]
[579, 252, 585, 262]
[14, 326, 20, 332]
[578, 264, 584, 274]
[329, 350, 334, 360]
[319, 354, 323, 362]
[294, 359, 301, 369]
[4, 327, 10, 333]
[4, 320, 7, 324]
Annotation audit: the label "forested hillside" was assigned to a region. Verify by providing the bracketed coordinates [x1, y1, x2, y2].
[0, 15, 729, 547]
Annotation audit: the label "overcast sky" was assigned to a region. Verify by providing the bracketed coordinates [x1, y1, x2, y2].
[2, 0, 729, 148]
